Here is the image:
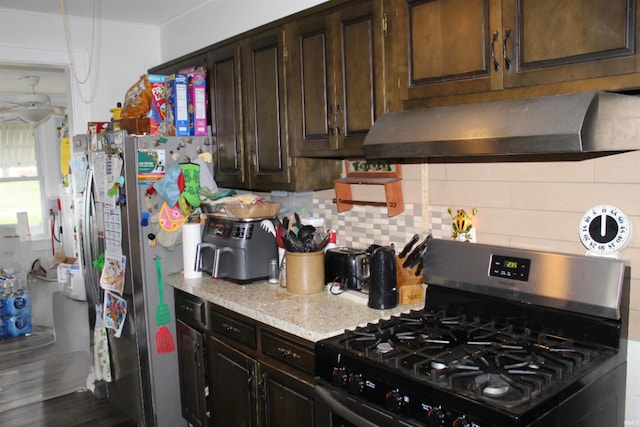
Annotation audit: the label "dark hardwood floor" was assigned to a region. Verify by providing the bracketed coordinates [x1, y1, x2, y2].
[0, 390, 137, 427]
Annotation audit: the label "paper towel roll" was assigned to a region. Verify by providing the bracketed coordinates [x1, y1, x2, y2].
[182, 223, 202, 279]
[16, 212, 31, 241]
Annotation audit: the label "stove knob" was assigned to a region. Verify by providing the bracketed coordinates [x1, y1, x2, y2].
[452, 416, 472, 427]
[331, 367, 348, 387]
[426, 407, 447, 426]
[348, 374, 365, 394]
[384, 389, 403, 412]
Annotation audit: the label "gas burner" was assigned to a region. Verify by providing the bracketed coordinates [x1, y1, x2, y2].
[377, 342, 394, 354]
[431, 360, 447, 370]
[474, 374, 511, 397]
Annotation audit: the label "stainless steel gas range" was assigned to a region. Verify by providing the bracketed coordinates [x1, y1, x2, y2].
[315, 239, 629, 427]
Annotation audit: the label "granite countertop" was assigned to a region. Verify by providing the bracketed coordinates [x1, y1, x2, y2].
[168, 274, 425, 343]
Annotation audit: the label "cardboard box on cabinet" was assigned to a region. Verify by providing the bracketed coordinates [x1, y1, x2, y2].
[147, 74, 167, 135]
[165, 74, 190, 136]
[188, 72, 207, 136]
[120, 118, 151, 135]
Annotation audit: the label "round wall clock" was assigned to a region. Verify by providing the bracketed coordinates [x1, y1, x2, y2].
[579, 205, 631, 256]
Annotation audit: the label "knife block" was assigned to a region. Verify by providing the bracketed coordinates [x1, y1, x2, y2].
[396, 257, 425, 305]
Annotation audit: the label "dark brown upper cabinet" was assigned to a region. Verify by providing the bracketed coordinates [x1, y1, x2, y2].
[287, 0, 388, 158]
[390, 0, 501, 101]
[207, 43, 247, 188]
[502, 0, 637, 88]
[241, 29, 291, 190]
[242, 27, 341, 191]
[390, 0, 638, 104]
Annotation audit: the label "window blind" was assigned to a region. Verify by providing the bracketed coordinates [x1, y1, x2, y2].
[0, 122, 36, 173]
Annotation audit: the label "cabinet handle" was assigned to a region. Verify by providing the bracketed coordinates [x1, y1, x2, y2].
[503, 27, 512, 71]
[250, 145, 257, 171]
[258, 372, 267, 401]
[328, 104, 334, 136]
[335, 104, 342, 136]
[491, 31, 500, 72]
[194, 343, 200, 367]
[221, 322, 240, 334]
[276, 346, 301, 360]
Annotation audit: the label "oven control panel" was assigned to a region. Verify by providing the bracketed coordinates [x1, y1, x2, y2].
[489, 254, 531, 281]
[322, 363, 486, 427]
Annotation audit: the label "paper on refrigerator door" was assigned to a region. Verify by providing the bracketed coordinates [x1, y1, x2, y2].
[103, 290, 127, 338]
[93, 304, 112, 382]
[100, 250, 126, 295]
[103, 206, 122, 252]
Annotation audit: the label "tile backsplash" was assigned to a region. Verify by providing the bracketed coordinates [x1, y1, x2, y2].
[313, 197, 425, 250]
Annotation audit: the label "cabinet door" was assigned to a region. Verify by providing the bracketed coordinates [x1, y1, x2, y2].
[334, 0, 386, 155]
[288, 12, 335, 156]
[260, 364, 316, 427]
[290, 0, 385, 157]
[393, 0, 503, 101]
[209, 336, 259, 427]
[502, 0, 638, 88]
[176, 320, 207, 427]
[242, 29, 291, 190]
[208, 44, 247, 188]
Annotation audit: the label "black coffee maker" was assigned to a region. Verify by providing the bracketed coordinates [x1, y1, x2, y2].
[367, 246, 398, 309]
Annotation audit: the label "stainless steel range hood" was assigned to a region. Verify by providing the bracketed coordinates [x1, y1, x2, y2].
[363, 91, 640, 160]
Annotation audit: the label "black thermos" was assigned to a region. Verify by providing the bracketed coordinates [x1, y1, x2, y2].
[367, 246, 398, 309]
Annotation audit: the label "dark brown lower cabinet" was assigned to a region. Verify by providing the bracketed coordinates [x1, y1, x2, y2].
[209, 336, 258, 427]
[208, 330, 317, 427]
[176, 298, 209, 427]
[175, 290, 317, 427]
[261, 363, 316, 427]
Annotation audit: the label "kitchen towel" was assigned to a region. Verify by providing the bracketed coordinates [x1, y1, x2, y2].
[182, 222, 202, 278]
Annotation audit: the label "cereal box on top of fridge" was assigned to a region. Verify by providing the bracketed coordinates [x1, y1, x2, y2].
[179, 67, 208, 136]
[164, 74, 189, 136]
[147, 74, 167, 135]
[189, 72, 207, 136]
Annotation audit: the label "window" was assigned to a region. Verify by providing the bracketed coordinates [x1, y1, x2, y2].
[0, 122, 46, 236]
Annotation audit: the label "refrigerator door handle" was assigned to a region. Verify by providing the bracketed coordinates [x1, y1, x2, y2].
[82, 168, 98, 304]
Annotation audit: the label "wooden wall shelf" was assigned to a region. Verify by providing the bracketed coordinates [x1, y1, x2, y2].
[333, 177, 404, 217]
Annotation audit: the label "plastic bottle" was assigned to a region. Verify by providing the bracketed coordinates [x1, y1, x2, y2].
[6, 276, 31, 317]
[6, 314, 31, 338]
[0, 318, 6, 340]
[324, 229, 337, 252]
[110, 102, 123, 131]
[0, 276, 6, 318]
[0, 277, 6, 340]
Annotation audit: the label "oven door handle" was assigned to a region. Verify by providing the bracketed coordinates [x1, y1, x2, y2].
[315, 385, 379, 427]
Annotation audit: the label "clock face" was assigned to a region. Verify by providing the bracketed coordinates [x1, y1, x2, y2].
[579, 205, 631, 254]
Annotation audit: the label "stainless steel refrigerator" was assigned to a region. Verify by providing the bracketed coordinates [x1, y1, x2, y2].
[73, 130, 213, 426]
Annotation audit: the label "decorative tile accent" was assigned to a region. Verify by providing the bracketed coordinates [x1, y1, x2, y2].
[429, 206, 450, 240]
[313, 199, 424, 249]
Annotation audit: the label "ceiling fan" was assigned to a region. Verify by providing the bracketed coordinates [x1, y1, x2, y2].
[0, 76, 67, 125]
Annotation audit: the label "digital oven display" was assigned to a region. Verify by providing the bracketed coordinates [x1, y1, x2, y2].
[489, 255, 531, 281]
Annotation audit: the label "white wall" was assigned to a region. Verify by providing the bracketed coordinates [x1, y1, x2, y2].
[160, 0, 328, 61]
[0, 9, 160, 271]
[0, 9, 161, 136]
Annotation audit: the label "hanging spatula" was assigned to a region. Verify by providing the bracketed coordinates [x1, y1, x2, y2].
[154, 256, 175, 353]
